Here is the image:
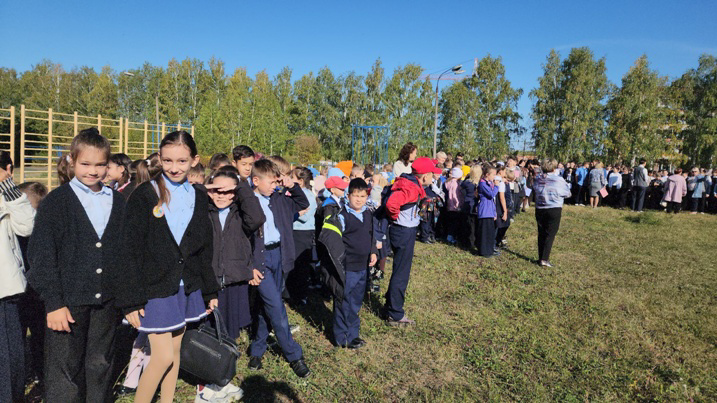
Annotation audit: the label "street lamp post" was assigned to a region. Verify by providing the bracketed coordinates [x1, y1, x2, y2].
[433, 65, 463, 158]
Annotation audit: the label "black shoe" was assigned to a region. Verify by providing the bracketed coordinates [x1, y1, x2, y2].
[347, 337, 367, 350]
[248, 356, 263, 370]
[289, 357, 311, 378]
[115, 386, 136, 397]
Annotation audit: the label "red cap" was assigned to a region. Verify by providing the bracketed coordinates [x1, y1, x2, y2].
[325, 176, 349, 190]
[412, 157, 442, 175]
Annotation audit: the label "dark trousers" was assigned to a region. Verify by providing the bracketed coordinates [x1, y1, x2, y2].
[0, 298, 24, 403]
[250, 247, 303, 362]
[632, 186, 647, 211]
[618, 187, 629, 208]
[443, 211, 461, 239]
[495, 226, 509, 246]
[286, 230, 314, 302]
[691, 197, 705, 213]
[333, 269, 367, 346]
[666, 201, 681, 214]
[535, 207, 562, 262]
[419, 213, 435, 241]
[20, 287, 45, 380]
[384, 225, 417, 321]
[575, 184, 586, 204]
[459, 213, 477, 248]
[44, 304, 120, 403]
[476, 218, 496, 256]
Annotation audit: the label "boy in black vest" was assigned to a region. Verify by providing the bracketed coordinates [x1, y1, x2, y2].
[332, 179, 377, 348]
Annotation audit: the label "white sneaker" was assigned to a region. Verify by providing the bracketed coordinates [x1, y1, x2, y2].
[219, 383, 244, 401]
[196, 383, 243, 402]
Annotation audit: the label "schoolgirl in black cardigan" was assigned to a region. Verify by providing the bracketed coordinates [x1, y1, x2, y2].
[27, 128, 126, 403]
[117, 131, 219, 403]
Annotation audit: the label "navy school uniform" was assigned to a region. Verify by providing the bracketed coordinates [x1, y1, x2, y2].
[27, 179, 126, 403]
[208, 179, 265, 339]
[117, 177, 220, 334]
[249, 183, 309, 362]
[333, 206, 376, 346]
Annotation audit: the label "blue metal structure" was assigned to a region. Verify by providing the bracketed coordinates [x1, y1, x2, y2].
[351, 125, 390, 166]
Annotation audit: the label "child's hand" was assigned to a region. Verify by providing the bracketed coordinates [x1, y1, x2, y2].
[281, 174, 295, 188]
[124, 309, 145, 329]
[47, 307, 75, 332]
[207, 298, 219, 314]
[376, 241, 382, 250]
[0, 165, 11, 182]
[369, 254, 377, 267]
[205, 183, 237, 193]
[298, 208, 308, 216]
[249, 269, 264, 286]
[502, 212, 507, 221]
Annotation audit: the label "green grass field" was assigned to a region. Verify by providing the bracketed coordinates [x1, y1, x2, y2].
[123, 206, 717, 402]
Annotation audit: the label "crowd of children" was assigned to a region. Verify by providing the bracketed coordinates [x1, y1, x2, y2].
[2, 130, 716, 402]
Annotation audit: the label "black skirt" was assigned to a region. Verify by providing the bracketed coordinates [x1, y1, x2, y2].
[476, 218, 496, 256]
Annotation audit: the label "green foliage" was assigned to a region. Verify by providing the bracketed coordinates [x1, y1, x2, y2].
[674, 55, 717, 167]
[606, 55, 669, 165]
[439, 55, 523, 159]
[530, 48, 611, 162]
[530, 50, 563, 159]
[2, 51, 716, 164]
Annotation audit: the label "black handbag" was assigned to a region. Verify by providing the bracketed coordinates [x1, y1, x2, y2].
[180, 308, 240, 386]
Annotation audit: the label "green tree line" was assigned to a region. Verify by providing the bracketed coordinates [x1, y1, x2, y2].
[1, 50, 715, 166]
[531, 48, 717, 167]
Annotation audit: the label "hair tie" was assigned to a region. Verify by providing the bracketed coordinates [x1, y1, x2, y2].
[66, 155, 71, 163]
[146, 159, 151, 164]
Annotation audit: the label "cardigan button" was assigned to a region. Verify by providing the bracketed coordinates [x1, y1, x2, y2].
[95, 293, 101, 299]
[96, 268, 103, 274]
[178, 258, 185, 265]
[95, 242, 102, 248]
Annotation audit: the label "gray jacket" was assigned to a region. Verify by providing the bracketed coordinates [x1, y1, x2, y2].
[633, 165, 649, 187]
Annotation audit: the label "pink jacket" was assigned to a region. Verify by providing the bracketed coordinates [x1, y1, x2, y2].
[444, 179, 464, 212]
[663, 174, 687, 203]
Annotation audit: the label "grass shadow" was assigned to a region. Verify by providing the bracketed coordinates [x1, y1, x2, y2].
[624, 212, 665, 225]
[365, 290, 386, 320]
[240, 374, 301, 402]
[290, 293, 335, 344]
[502, 248, 537, 264]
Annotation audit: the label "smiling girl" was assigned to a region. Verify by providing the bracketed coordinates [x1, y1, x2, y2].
[117, 131, 220, 403]
[28, 128, 126, 402]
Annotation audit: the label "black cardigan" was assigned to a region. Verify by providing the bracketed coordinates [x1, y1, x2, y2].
[117, 180, 220, 314]
[209, 179, 265, 286]
[27, 184, 126, 312]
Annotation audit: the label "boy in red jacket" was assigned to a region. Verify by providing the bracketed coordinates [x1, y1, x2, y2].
[383, 157, 440, 326]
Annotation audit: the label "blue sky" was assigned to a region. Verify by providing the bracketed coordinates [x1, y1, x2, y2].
[2, 0, 716, 148]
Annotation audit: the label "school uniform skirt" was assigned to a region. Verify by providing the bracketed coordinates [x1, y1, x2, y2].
[124, 286, 207, 334]
[218, 283, 251, 340]
[476, 217, 496, 256]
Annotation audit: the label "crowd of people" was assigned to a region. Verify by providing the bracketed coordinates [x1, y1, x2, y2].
[0, 132, 714, 403]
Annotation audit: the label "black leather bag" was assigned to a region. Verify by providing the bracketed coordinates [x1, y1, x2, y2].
[180, 308, 240, 386]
